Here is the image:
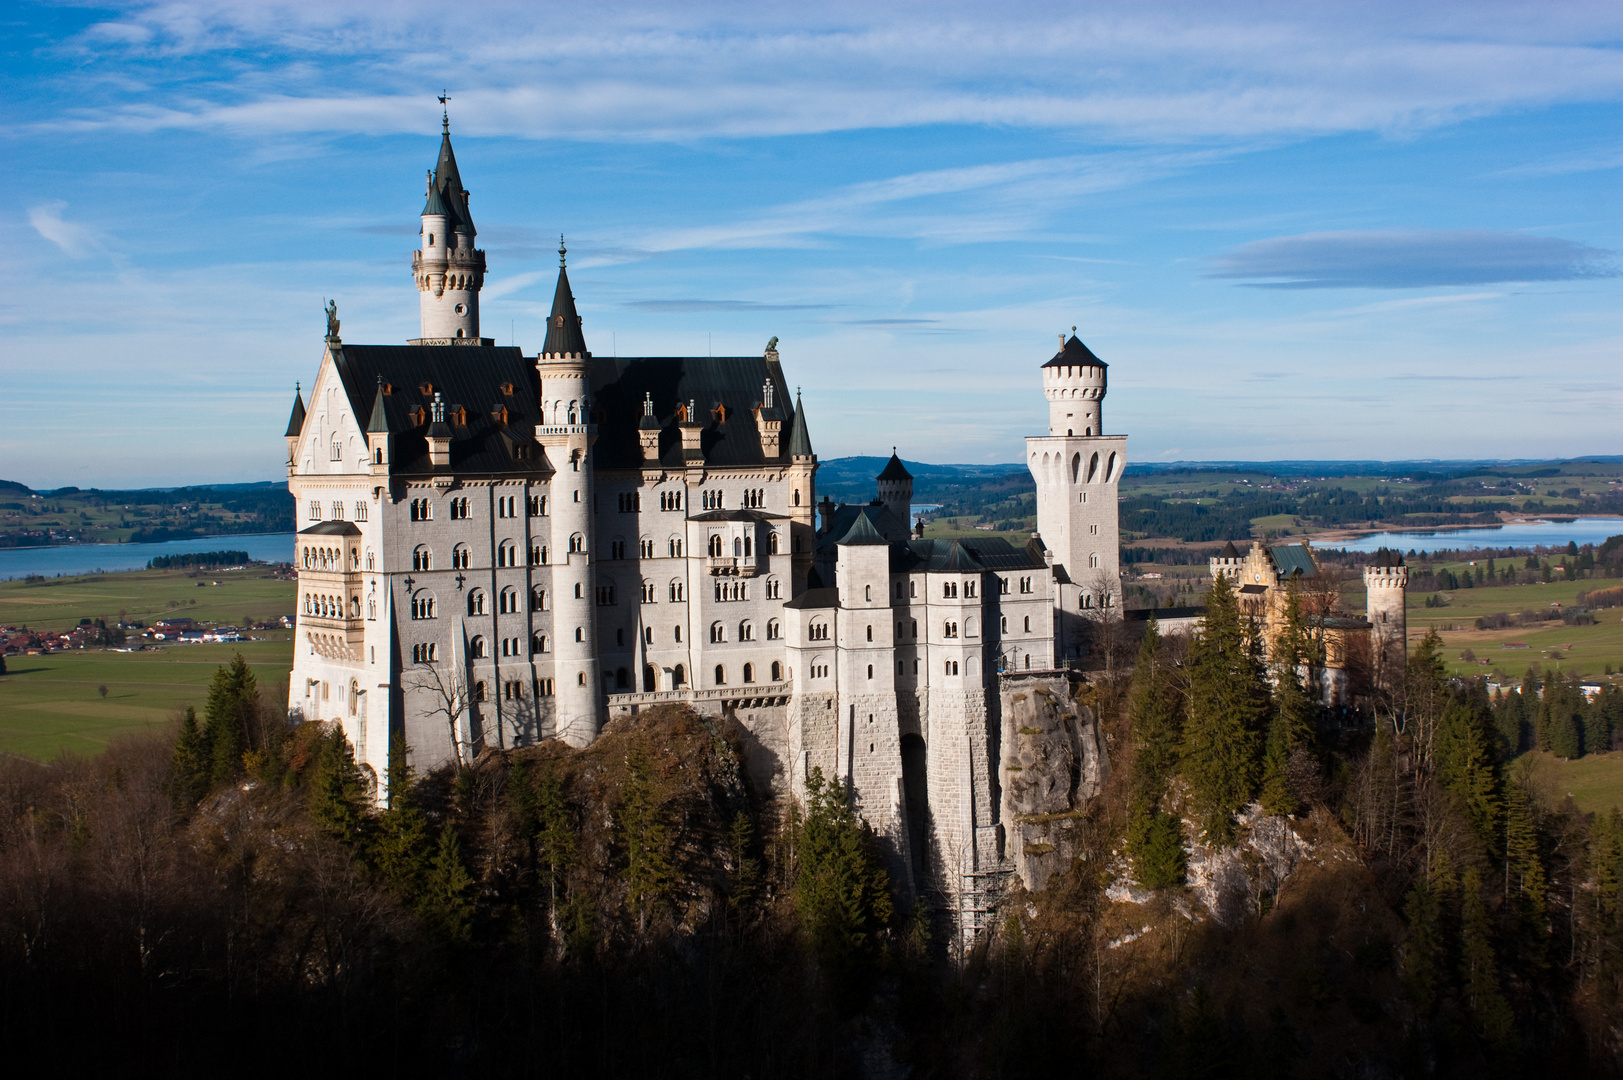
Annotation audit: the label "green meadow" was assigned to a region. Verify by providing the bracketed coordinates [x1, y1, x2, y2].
[0, 564, 296, 634]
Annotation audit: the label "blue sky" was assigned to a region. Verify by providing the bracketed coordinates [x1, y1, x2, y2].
[2, 1, 1619, 487]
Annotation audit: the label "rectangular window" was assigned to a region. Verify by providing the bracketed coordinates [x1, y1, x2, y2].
[354, 501, 367, 521]
[309, 500, 322, 520]
[538, 678, 555, 697]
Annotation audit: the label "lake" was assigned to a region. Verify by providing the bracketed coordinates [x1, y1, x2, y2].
[0, 533, 296, 581]
[1333, 517, 1622, 555]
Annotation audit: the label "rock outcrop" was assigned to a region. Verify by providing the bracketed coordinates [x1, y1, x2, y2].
[1000, 675, 1107, 892]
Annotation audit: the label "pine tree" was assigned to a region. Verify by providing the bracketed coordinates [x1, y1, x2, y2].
[1261, 589, 1317, 816]
[1547, 676, 1583, 759]
[532, 765, 578, 920]
[373, 742, 430, 897]
[202, 654, 258, 787]
[1126, 806, 1187, 890]
[419, 823, 475, 944]
[1180, 573, 1268, 845]
[1435, 697, 1502, 847]
[795, 767, 894, 1002]
[171, 706, 210, 807]
[1402, 878, 1442, 1014]
[1124, 620, 1190, 887]
[727, 811, 761, 912]
[305, 729, 370, 846]
[1503, 781, 1547, 917]
[1459, 866, 1516, 1046]
[618, 744, 674, 934]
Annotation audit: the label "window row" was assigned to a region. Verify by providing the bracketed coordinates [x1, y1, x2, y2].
[707, 619, 780, 643]
[302, 593, 365, 620]
[710, 660, 781, 686]
[301, 545, 365, 571]
[307, 500, 369, 522]
[410, 494, 547, 521]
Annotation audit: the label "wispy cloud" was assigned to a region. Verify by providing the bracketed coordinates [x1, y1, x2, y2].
[1209, 230, 1620, 288]
[31, 4, 1623, 142]
[27, 201, 107, 258]
[623, 299, 834, 313]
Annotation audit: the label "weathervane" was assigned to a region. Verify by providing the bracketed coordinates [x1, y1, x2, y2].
[438, 90, 452, 132]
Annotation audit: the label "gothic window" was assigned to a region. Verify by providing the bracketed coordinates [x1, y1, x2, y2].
[473, 680, 487, 701]
[1023, 616, 1031, 632]
[944, 621, 958, 638]
[660, 489, 683, 511]
[669, 537, 684, 558]
[367, 598, 376, 620]
[468, 590, 486, 616]
[1088, 553, 1099, 568]
[766, 577, 781, 599]
[708, 535, 723, 557]
[617, 493, 640, 512]
[532, 632, 548, 653]
[498, 541, 518, 567]
[569, 533, 584, 554]
[596, 583, 617, 606]
[411, 593, 436, 620]
[1020, 576, 1033, 594]
[769, 531, 780, 555]
[471, 636, 488, 658]
[944, 660, 959, 675]
[531, 587, 546, 611]
[452, 545, 470, 569]
[742, 662, 755, 683]
[669, 579, 685, 602]
[330, 439, 341, 461]
[673, 664, 686, 687]
[740, 621, 754, 641]
[309, 500, 322, 521]
[500, 588, 518, 614]
[771, 661, 782, 681]
[965, 580, 977, 598]
[410, 498, 433, 521]
[809, 621, 829, 641]
[640, 537, 655, 558]
[449, 497, 470, 520]
[611, 540, 626, 560]
[710, 622, 726, 643]
[411, 642, 437, 663]
[412, 546, 432, 571]
[943, 582, 957, 599]
[766, 619, 780, 640]
[641, 581, 656, 603]
[714, 665, 726, 686]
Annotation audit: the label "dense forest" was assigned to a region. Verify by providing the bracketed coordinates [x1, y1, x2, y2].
[4, 572, 1623, 1076]
[0, 482, 292, 546]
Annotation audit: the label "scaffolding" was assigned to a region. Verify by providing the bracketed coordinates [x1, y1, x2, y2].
[957, 865, 1015, 953]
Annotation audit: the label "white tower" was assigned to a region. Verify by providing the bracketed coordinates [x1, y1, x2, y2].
[1025, 332, 1127, 661]
[1363, 549, 1409, 693]
[535, 240, 602, 745]
[412, 112, 487, 344]
[875, 451, 913, 541]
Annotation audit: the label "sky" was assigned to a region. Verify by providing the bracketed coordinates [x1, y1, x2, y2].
[1, 1, 1619, 488]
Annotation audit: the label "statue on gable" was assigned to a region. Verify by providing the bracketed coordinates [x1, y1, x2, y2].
[324, 299, 340, 341]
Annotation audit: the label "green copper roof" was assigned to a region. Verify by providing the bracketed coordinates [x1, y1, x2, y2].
[366, 378, 390, 434]
[1269, 544, 1318, 579]
[837, 510, 888, 546]
[787, 392, 813, 457]
[284, 385, 306, 437]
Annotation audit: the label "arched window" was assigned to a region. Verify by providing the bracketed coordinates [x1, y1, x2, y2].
[740, 620, 753, 641]
[673, 664, 687, 687]
[771, 660, 782, 681]
[531, 587, 546, 611]
[669, 579, 685, 602]
[965, 616, 977, 638]
[864, 585, 871, 601]
[569, 533, 585, 554]
[452, 545, 470, 569]
[766, 619, 781, 640]
[742, 663, 754, 684]
[500, 588, 518, 614]
[412, 546, 431, 571]
[733, 536, 743, 557]
[708, 535, 723, 557]
[714, 665, 726, 686]
[769, 531, 780, 555]
[1024, 616, 1031, 632]
[710, 621, 726, 643]
[468, 590, 486, 616]
[867, 665, 873, 679]
[866, 625, 873, 641]
[532, 632, 548, 653]
[471, 635, 487, 658]
[498, 541, 517, 567]
[473, 681, 487, 701]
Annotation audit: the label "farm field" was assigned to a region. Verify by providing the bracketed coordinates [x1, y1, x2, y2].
[0, 565, 296, 634]
[0, 640, 295, 760]
[1400, 574, 1623, 680]
[1513, 750, 1623, 816]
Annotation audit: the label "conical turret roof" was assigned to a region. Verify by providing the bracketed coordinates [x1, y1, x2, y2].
[1042, 333, 1106, 369]
[543, 255, 588, 357]
[366, 377, 390, 434]
[877, 451, 912, 482]
[787, 392, 813, 457]
[428, 130, 475, 235]
[285, 385, 306, 437]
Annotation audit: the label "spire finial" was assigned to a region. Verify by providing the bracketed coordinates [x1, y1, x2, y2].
[1072, 325, 1077, 334]
[438, 90, 451, 133]
[558, 234, 568, 267]
[643, 391, 653, 417]
[432, 392, 445, 424]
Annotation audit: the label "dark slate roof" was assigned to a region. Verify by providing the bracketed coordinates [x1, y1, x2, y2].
[1220, 540, 1240, 558]
[542, 265, 588, 357]
[327, 344, 551, 478]
[285, 386, 307, 437]
[421, 182, 448, 218]
[689, 508, 787, 523]
[299, 520, 361, 536]
[366, 378, 389, 434]
[905, 536, 1047, 573]
[1310, 614, 1372, 631]
[1041, 333, 1107, 369]
[1126, 604, 1207, 622]
[1269, 544, 1318, 579]
[838, 512, 889, 546]
[432, 132, 474, 234]
[787, 392, 813, 457]
[877, 452, 912, 482]
[587, 355, 792, 470]
[784, 587, 838, 610]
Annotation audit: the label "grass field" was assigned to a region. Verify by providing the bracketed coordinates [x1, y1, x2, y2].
[1397, 575, 1623, 680]
[0, 640, 294, 760]
[0, 565, 297, 634]
[1513, 750, 1623, 816]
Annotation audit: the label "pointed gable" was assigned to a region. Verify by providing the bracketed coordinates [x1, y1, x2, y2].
[285, 385, 307, 437]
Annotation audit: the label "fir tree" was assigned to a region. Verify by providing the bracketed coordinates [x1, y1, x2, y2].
[1503, 781, 1547, 917]
[171, 706, 210, 807]
[795, 767, 894, 1002]
[1180, 573, 1268, 845]
[727, 811, 761, 912]
[1124, 619, 1189, 887]
[618, 744, 674, 934]
[532, 765, 578, 921]
[1435, 697, 1502, 847]
[1459, 866, 1516, 1046]
[1126, 807, 1187, 890]
[1402, 878, 1442, 1014]
[1261, 588, 1317, 816]
[373, 742, 430, 897]
[202, 654, 258, 787]
[305, 729, 370, 846]
[418, 823, 475, 944]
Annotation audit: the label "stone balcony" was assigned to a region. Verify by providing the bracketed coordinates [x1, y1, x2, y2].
[706, 556, 760, 577]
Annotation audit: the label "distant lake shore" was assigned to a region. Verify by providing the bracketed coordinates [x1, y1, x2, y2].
[0, 533, 295, 581]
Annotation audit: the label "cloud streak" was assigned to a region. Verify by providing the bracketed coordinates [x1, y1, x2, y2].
[28, 202, 107, 258]
[1208, 230, 1620, 288]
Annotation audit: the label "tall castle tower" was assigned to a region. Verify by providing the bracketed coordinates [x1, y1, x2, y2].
[536, 241, 602, 745]
[875, 451, 913, 541]
[1363, 548, 1408, 692]
[1025, 333, 1127, 660]
[412, 111, 488, 344]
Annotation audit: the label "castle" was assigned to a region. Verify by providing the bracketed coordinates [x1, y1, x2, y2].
[283, 121, 1129, 911]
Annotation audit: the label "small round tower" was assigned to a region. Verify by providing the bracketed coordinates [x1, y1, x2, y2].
[876, 450, 913, 536]
[413, 114, 485, 342]
[1042, 330, 1107, 436]
[1363, 547, 1409, 690]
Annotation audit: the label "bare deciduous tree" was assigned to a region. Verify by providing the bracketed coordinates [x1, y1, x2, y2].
[407, 662, 471, 768]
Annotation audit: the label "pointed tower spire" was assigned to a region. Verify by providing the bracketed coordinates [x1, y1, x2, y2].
[787, 390, 814, 458]
[367, 375, 390, 434]
[543, 239, 588, 358]
[285, 382, 307, 437]
[412, 108, 485, 344]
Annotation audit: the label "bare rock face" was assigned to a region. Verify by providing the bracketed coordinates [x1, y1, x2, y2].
[1000, 677, 1107, 892]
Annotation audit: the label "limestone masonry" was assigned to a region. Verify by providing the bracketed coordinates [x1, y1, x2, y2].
[284, 122, 1401, 924]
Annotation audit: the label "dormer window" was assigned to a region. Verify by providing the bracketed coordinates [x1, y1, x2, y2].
[419, 383, 434, 397]
[500, 382, 514, 396]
